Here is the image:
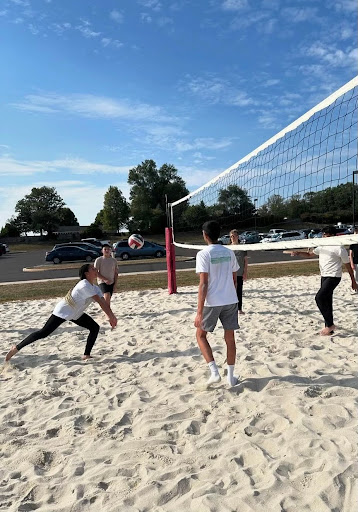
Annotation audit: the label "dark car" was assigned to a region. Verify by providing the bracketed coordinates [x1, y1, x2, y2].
[53, 242, 102, 256]
[114, 240, 166, 260]
[241, 233, 261, 244]
[0, 243, 6, 256]
[45, 246, 99, 264]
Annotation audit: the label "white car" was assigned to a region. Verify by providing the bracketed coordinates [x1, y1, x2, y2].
[275, 231, 306, 242]
[218, 234, 231, 245]
[260, 234, 280, 243]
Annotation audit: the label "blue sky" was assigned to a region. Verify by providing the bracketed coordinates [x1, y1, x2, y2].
[0, 0, 357, 229]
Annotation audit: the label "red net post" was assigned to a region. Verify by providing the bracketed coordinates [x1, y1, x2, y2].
[165, 227, 177, 294]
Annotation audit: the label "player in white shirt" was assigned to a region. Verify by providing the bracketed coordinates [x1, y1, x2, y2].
[290, 225, 357, 335]
[195, 220, 240, 387]
[5, 264, 117, 363]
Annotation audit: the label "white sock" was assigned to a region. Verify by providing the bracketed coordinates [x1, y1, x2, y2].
[207, 361, 221, 385]
[227, 364, 238, 386]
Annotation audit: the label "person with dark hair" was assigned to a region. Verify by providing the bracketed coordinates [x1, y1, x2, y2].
[195, 220, 240, 387]
[290, 226, 357, 335]
[5, 264, 117, 363]
[94, 244, 118, 306]
[229, 229, 248, 314]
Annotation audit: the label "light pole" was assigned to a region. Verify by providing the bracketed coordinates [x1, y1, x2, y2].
[254, 198, 258, 231]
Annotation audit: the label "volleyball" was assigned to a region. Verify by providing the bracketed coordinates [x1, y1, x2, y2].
[128, 233, 144, 250]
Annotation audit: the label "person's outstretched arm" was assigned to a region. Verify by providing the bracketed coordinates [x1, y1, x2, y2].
[92, 295, 117, 328]
[290, 249, 316, 258]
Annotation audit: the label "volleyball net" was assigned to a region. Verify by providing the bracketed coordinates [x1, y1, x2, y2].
[170, 76, 358, 251]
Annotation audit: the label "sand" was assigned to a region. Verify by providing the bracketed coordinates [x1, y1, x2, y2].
[1, 274, 357, 512]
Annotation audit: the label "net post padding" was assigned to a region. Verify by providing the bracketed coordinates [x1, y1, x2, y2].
[165, 227, 177, 294]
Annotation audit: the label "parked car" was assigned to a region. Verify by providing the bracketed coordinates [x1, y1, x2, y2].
[275, 231, 305, 242]
[45, 246, 99, 264]
[241, 233, 261, 244]
[218, 234, 231, 245]
[260, 234, 280, 243]
[0, 243, 6, 256]
[114, 241, 166, 260]
[81, 238, 106, 248]
[267, 228, 287, 236]
[53, 242, 102, 256]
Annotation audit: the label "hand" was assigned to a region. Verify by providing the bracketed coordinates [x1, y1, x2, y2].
[352, 281, 358, 291]
[243, 273, 248, 281]
[194, 313, 203, 329]
[108, 315, 117, 328]
[291, 251, 298, 256]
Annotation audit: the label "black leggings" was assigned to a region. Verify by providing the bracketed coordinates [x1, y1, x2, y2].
[315, 276, 341, 327]
[236, 276, 244, 311]
[16, 314, 100, 356]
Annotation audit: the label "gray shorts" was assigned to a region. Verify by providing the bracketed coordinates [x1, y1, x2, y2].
[201, 303, 239, 332]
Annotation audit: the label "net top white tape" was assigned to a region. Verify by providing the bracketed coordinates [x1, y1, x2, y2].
[174, 234, 357, 252]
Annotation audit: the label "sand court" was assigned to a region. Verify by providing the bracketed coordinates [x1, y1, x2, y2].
[1, 274, 357, 511]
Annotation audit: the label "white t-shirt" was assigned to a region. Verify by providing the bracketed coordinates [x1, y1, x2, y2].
[53, 280, 103, 320]
[313, 245, 349, 278]
[196, 244, 239, 307]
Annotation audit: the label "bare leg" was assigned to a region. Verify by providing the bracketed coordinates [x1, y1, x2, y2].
[224, 330, 236, 365]
[5, 346, 18, 362]
[196, 328, 214, 363]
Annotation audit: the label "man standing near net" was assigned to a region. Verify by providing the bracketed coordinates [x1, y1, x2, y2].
[290, 225, 357, 335]
[194, 220, 240, 387]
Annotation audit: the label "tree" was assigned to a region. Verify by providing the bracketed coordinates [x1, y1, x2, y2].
[58, 207, 79, 226]
[263, 194, 286, 218]
[128, 160, 188, 233]
[182, 201, 208, 230]
[0, 217, 21, 237]
[101, 186, 130, 233]
[217, 185, 255, 219]
[14, 186, 66, 236]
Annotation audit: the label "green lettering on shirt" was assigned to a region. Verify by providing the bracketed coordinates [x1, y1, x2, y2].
[210, 256, 231, 264]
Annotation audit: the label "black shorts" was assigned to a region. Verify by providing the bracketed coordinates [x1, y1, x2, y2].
[99, 282, 115, 296]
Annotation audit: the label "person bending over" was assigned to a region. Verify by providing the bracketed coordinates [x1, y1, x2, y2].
[195, 220, 240, 387]
[5, 263, 118, 363]
[290, 225, 357, 335]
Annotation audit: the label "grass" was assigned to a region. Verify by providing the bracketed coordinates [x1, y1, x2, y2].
[0, 261, 323, 303]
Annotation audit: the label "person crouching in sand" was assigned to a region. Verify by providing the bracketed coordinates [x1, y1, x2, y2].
[5, 263, 117, 363]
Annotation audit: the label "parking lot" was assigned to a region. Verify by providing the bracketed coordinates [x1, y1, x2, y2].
[0, 245, 304, 284]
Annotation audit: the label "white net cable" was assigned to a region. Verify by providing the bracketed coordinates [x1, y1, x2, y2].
[171, 77, 358, 251]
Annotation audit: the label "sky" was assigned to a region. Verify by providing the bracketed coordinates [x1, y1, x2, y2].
[0, 0, 357, 230]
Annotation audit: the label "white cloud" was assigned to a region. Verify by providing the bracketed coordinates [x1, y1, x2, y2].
[110, 9, 123, 23]
[138, 0, 162, 11]
[0, 155, 132, 176]
[281, 7, 318, 23]
[331, 0, 357, 13]
[263, 79, 280, 87]
[75, 19, 101, 38]
[221, 0, 248, 11]
[140, 13, 152, 23]
[183, 76, 257, 107]
[12, 92, 176, 123]
[174, 137, 234, 152]
[303, 42, 358, 68]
